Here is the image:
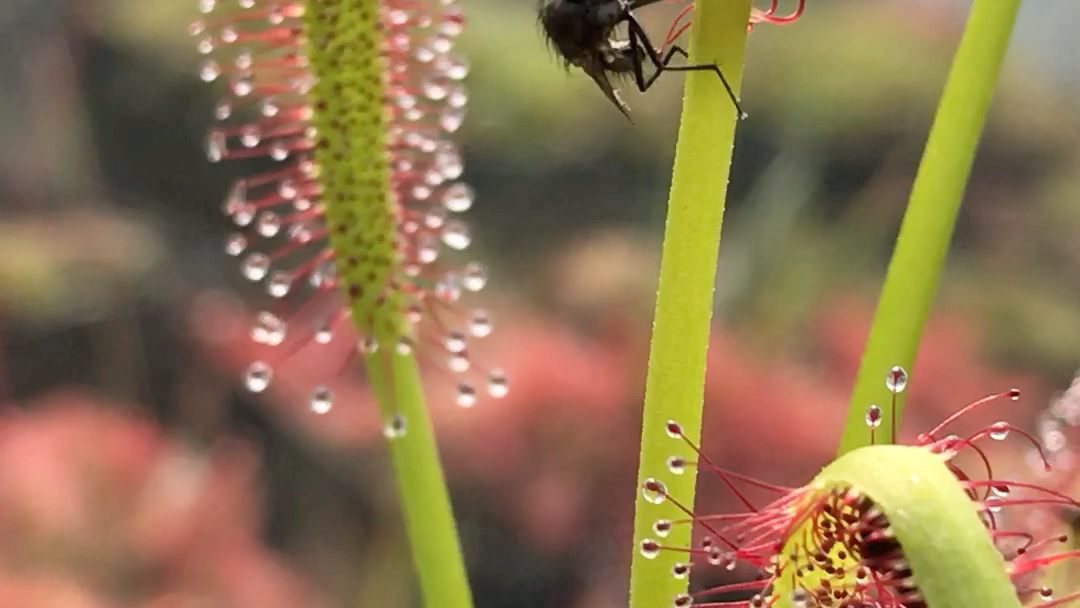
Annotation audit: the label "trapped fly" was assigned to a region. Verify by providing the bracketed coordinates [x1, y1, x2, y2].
[537, 0, 745, 120]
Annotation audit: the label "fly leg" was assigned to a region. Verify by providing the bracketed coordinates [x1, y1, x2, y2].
[625, 15, 746, 118]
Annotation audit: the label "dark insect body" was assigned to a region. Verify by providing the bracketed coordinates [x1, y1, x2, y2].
[537, 0, 744, 120]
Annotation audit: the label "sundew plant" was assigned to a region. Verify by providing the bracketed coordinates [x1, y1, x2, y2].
[186, 1, 1079, 608]
[192, 1, 498, 608]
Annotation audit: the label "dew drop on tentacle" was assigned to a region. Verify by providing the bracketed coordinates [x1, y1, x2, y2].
[468, 309, 492, 337]
[241, 253, 270, 281]
[200, 60, 221, 82]
[456, 383, 477, 407]
[206, 129, 226, 162]
[865, 404, 883, 428]
[252, 311, 287, 346]
[448, 352, 471, 373]
[487, 369, 509, 398]
[652, 519, 672, 538]
[266, 271, 293, 298]
[444, 330, 467, 353]
[244, 361, 273, 393]
[886, 365, 908, 393]
[314, 324, 333, 344]
[988, 421, 1010, 441]
[462, 261, 487, 291]
[310, 386, 333, 415]
[441, 220, 472, 250]
[225, 233, 247, 256]
[360, 336, 379, 355]
[442, 182, 474, 213]
[665, 420, 683, 438]
[639, 539, 661, 559]
[383, 413, 408, 440]
[642, 478, 667, 504]
[706, 547, 724, 565]
[666, 456, 686, 475]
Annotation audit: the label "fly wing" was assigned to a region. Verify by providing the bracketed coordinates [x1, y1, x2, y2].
[581, 58, 633, 121]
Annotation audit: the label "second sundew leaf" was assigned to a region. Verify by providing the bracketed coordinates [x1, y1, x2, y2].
[770, 445, 1021, 608]
[839, 0, 1022, 454]
[653, 386, 1080, 608]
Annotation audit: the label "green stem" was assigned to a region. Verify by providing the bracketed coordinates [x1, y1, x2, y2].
[367, 351, 474, 608]
[838, 0, 1021, 455]
[628, 2, 751, 608]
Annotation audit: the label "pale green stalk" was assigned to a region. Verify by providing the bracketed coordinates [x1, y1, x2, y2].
[627, 1, 752, 607]
[366, 353, 475, 608]
[838, 0, 1022, 454]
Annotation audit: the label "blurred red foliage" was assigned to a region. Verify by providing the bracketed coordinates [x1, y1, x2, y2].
[0, 392, 325, 608]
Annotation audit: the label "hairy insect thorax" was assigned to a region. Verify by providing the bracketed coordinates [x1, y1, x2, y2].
[539, 0, 624, 66]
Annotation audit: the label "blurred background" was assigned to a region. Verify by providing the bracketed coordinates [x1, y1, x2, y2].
[0, 0, 1078, 607]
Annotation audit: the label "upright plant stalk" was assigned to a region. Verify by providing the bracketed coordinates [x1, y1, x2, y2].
[838, 0, 1022, 455]
[367, 353, 474, 608]
[628, 2, 752, 607]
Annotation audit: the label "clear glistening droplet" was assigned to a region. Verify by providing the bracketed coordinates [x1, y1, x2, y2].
[885, 365, 908, 393]
[442, 183, 474, 212]
[448, 352, 470, 373]
[383, 414, 407, 439]
[200, 60, 221, 82]
[456, 384, 477, 407]
[256, 211, 281, 237]
[241, 253, 271, 281]
[487, 370, 509, 398]
[244, 361, 272, 393]
[266, 271, 292, 298]
[642, 478, 667, 504]
[468, 310, 492, 337]
[441, 220, 471, 250]
[988, 422, 1010, 441]
[310, 386, 333, 414]
[224, 233, 247, 256]
[864, 404, 882, 429]
[639, 539, 660, 559]
[252, 312, 287, 346]
[462, 262, 487, 291]
[444, 331, 467, 353]
[652, 519, 672, 538]
[707, 548, 724, 565]
[360, 336, 378, 354]
[666, 420, 682, 438]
